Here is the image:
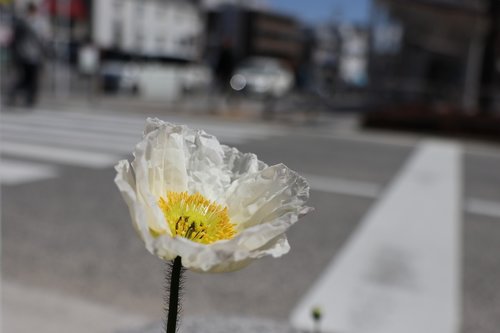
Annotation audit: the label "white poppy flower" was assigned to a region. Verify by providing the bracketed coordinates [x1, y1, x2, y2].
[114, 118, 312, 273]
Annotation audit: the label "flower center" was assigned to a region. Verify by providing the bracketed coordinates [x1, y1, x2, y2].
[158, 192, 235, 244]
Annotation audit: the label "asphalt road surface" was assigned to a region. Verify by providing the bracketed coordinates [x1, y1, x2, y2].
[1, 106, 499, 333]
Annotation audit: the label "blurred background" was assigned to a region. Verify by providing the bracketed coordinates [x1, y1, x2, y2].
[0, 0, 499, 332]
[1, 0, 499, 126]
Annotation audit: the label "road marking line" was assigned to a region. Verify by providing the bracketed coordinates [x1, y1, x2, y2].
[1, 132, 132, 153]
[327, 131, 419, 148]
[1, 142, 119, 168]
[2, 112, 277, 138]
[0, 127, 138, 154]
[33, 108, 283, 135]
[465, 198, 500, 219]
[1, 117, 257, 146]
[30, 108, 282, 137]
[14, 109, 147, 127]
[0, 122, 141, 145]
[291, 140, 462, 333]
[1, 114, 145, 135]
[305, 174, 381, 199]
[0, 159, 58, 185]
[0, 123, 247, 150]
[306, 174, 498, 219]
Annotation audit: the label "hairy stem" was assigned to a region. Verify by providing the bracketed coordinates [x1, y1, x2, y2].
[166, 256, 183, 333]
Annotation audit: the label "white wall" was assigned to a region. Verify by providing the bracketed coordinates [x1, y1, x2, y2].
[92, 0, 203, 61]
[92, 0, 115, 49]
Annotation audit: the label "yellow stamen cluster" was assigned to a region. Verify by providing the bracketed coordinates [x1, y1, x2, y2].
[158, 191, 236, 244]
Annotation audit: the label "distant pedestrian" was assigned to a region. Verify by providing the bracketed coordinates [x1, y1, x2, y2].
[78, 38, 100, 100]
[215, 40, 235, 92]
[7, 2, 49, 107]
[212, 39, 237, 113]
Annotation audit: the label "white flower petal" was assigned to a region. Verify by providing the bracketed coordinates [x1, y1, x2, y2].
[143, 118, 260, 203]
[225, 164, 311, 230]
[140, 120, 189, 195]
[114, 160, 156, 252]
[185, 131, 231, 202]
[115, 119, 312, 272]
[152, 232, 291, 273]
[131, 126, 187, 235]
[222, 145, 267, 181]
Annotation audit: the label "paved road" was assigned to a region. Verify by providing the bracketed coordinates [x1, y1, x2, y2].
[1, 107, 499, 333]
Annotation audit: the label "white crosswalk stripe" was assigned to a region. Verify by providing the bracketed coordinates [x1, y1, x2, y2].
[1, 142, 120, 168]
[0, 109, 280, 185]
[0, 159, 58, 185]
[291, 140, 462, 333]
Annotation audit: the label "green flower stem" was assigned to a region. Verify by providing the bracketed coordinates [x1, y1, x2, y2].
[166, 256, 183, 333]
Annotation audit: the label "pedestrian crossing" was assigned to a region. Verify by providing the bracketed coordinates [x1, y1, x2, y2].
[0, 109, 281, 185]
[0, 159, 58, 186]
[292, 141, 462, 333]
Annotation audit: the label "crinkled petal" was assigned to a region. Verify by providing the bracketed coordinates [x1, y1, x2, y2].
[222, 145, 267, 182]
[114, 160, 156, 253]
[115, 119, 312, 272]
[152, 231, 291, 272]
[225, 163, 311, 230]
[146, 163, 311, 272]
[131, 124, 188, 235]
[185, 131, 231, 202]
[143, 118, 256, 203]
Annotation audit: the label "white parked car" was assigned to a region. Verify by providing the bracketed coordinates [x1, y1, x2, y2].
[100, 62, 213, 100]
[230, 57, 294, 97]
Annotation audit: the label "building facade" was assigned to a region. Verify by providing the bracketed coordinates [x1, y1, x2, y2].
[93, 0, 203, 62]
[369, 0, 498, 111]
[206, 5, 303, 70]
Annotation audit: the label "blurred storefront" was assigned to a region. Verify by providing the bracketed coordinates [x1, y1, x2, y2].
[91, 0, 206, 99]
[299, 24, 340, 93]
[365, 0, 500, 140]
[52, 0, 205, 99]
[205, 5, 303, 78]
[92, 0, 203, 63]
[369, 0, 499, 113]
